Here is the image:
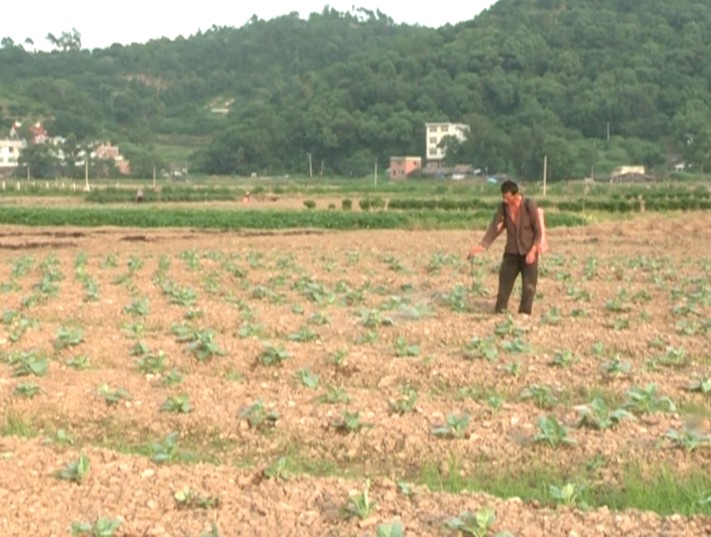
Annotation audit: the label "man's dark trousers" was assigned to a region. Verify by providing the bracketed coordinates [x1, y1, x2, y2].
[495, 253, 538, 315]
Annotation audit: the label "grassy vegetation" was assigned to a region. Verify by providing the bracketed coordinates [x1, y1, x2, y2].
[0, 205, 588, 230]
[2, 409, 708, 517]
[419, 457, 711, 516]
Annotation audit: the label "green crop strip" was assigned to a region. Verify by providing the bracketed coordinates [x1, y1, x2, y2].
[0, 206, 587, 230]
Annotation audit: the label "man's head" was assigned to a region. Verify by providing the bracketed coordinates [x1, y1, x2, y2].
[500, 180, 520, 206]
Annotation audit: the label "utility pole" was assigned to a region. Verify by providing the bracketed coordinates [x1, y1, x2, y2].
[606, 121, 611, 141]
[307, 153, 313, 179]
[84, 158, 90, 192]
[153, 165, 156, 189]
[374, 159, 378, 187]
[542, 154, 548, 197]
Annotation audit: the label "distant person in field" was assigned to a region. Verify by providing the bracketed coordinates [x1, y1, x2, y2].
[468, 180, 543, 315]
[136, 188, 144, 203]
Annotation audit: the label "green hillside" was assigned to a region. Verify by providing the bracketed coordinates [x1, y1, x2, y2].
[1, 1, 711, 179]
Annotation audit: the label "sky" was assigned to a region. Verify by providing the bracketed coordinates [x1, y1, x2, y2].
[1, 1, 498, 51]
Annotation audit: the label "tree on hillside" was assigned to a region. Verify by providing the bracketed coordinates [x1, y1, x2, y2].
[16, 143, 61, 179]
[46, 28, 82, 52]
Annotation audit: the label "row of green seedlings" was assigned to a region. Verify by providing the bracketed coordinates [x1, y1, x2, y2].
[4, 250, 705, 357]
[454, 316, 710, 447]
[51, 447, 502, 537]
[3, 249, 505, 324]
[1, 278, 703, 372]
[3, 245, 704, 292]
[463, 327, 696, 375]
[9, 329, 710, 451]
[126, 340, 710, 453]
[542, 254, 709, 332]
[4, 305, 702, 403]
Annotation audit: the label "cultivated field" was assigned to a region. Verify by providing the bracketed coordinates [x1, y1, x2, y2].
[0, 214, 710, 536]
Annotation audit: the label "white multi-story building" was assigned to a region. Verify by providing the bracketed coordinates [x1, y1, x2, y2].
[425, 122, 469, 164]
[0, 139, 26, 170]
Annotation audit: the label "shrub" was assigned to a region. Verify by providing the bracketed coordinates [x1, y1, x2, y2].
[303, 200, 317, 210]
[359, 198, 372, 211]
[342, 198, 353, 210]
[370, 197, 386, 210]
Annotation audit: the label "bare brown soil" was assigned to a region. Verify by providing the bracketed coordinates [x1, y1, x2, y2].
[0, 214, 710, 536]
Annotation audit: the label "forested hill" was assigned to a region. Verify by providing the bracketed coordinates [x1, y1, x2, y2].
[2, 0, 711, 180]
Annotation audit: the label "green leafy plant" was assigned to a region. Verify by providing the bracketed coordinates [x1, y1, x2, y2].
[165, 283, 198, 307]
[187, 329, 224, 361]
[541, 306, 562, 325]
[161, 368, 184, 387]
[342, 479, 376, 520]
[296, 368, 320, 389]
[590, 341, 605, 356]
[288, 325, 319, 342]
[67, 355, 91, 370]
[463, 337, 498, 361]
[549, 482, 585, 507]
[549, 349, 577, 368]
[44, 428, 75, 447]
[445, 507, 496, 537]
[149, 431, 182, 463]
[438, 284, 471, 312]
[688, 374, 711, 395]
[331, 410, 370, 433]
[174, 486, 220, 509]
[501, 337, 532, 354]
[54, 326, 84, 350]
[11, 350, 48, 377]
[663, 428, 711, 452]
[601, 356, 632, 377]
[390, 388, 418, 415]
[376, 521, 405, 537]
[123, 297, 150, 317]
[237, 321, 265, 339]
[122, 321, 146, 340]
[13, 383, 41, 398]
[307, 311, 331, 326]
[521, 385, 558, 409]
[264, 456, 290, 481]
[624, 384, 676, 414]
[394, 336, 421, 357]
[71, 516, 122, 536]
[432, 413, 470, 439]
[317, 385, 351, 404]
[160, 394, 192, 414]
[97, 384, 131, 405]
[359, 308, 394, 328]
[534, 415, 576, 448]
[259, 344, 290, 366]
[239, 400, 279, 430]
[56, 452, 90, 484]
[505, 361, 523, 377]
[494, 315, 525, 337]
[328, 349, 348, 367]
[656, 346, 688, 368]
[136, 351, 166, 374]
[575, 398, 634, 430]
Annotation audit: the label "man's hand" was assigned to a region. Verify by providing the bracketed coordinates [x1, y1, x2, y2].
[468, 245, 485, 259]
[525, 249, 537, 265]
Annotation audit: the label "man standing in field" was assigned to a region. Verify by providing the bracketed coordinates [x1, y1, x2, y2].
[468, 180, 543, 315]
